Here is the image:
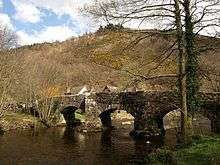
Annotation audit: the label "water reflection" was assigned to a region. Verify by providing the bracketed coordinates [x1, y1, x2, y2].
[0, 127, 173, 165]
[101, 128, 112, 147]
[63, 127, 75, 142]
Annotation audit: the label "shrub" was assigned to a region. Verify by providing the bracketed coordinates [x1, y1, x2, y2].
[37, 98, 61, 127]
[148, 148, 176, 164]
[97, 23, 124, 33]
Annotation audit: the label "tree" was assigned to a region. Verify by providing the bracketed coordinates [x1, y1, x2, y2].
[183, 0, 219, 117]
[83, 0, 220, 141]
[0, 24, 17, 50]
[83, 0, 189, 140]
[174, 0, 188, 141]
[0, 24, 18, 117]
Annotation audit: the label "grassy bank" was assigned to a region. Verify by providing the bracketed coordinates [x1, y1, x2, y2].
[0, 112, 45, 132]
[176, 135, 220, 165]
[149, 135, 220, 165]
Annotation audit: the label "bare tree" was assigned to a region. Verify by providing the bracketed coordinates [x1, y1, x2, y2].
[0, 25, 17, 50]
[83, 0, 189, 140]
[173, 0, 188, 141]
[0, 24, 18, 118]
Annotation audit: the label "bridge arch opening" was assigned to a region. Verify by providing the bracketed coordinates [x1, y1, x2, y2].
[193, 113, 211, 134]
[98, 108, 134, 131]
[163, 110, 181, 131]
[162, 109, 212, 135]
[61, 106, 84, 127]
[201, 104, 220, 134]
[111, 110, 134, 130]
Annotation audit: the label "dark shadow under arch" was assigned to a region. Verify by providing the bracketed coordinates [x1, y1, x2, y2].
[61, 106, 78, 126]
[99, 108, 135, 133]
[99, 109, 116, 130]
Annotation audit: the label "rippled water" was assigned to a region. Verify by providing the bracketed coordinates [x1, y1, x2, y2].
[0, 126, 176, 165]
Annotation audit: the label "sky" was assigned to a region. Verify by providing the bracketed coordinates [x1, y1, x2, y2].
[0, 0, 93, 45]
[0, 0, 218, 46]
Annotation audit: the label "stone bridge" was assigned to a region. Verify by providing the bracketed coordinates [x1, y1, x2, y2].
[55, 91, 220, 136]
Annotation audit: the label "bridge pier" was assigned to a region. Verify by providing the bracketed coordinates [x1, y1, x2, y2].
[156, 117, 165, 135]
[84, 95, 102, 131]
[99, 109, 116, 130]
[130, 116, 164, 138]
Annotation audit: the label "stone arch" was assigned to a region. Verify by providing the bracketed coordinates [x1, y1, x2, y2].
[111, 109, 134, 128]
[144, 101, 182, 137]
[98, 108, 135, 131]
[163, 109, 181, 130]
[193, 113, 211, 134]
[149, 103, 181, 136]
[200, 103, 220, 133]
[160, 103, 218, 135]
[61, 106, 78, 126]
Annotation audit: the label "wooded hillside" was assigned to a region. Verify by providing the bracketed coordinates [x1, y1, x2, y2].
[1, 29, 219, 102]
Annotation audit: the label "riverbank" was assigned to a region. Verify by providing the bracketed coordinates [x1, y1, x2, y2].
[0, 112, 45, 132]
[149, 135, 220, 164]
[0, 112, 89, 133]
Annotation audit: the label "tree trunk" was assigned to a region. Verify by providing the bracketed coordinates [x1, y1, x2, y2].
[174, 0, 188, 142]
[183, 0, 200, 117]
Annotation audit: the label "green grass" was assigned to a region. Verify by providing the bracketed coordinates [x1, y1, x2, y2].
[176, 135, 220, 165]
[148, 135, 220, 165]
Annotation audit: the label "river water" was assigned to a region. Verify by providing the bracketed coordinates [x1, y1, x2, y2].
[0, 126, 177, 165]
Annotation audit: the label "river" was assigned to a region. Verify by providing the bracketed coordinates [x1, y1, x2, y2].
[0, 124, 178, 165]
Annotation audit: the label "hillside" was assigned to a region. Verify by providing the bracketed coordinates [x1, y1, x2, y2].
[1, 29, 220, 101]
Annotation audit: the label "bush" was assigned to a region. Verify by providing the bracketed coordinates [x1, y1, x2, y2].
[37, 98, 61, 127]
[97, 23, 124, 33]
[148, 148, 176, 164]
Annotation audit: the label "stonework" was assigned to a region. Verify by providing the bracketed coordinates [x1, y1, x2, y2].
[56, 90, 220, 135]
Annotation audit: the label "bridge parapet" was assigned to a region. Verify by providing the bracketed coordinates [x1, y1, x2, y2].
[56, 91, 220, 115]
